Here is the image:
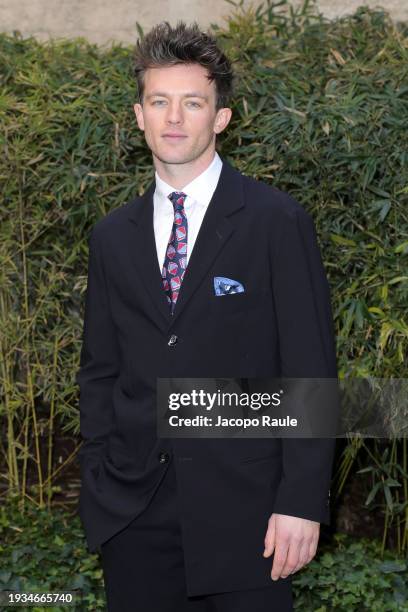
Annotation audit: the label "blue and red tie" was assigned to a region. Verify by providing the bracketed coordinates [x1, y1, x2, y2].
[161, 191, 188, 314]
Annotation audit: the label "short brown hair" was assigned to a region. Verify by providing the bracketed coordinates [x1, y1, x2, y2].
[132, 20, 235, 111]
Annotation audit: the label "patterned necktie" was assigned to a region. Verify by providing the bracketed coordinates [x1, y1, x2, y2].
[161, 191, 188, 314]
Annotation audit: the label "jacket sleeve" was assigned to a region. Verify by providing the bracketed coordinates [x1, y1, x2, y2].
[76, 226, 120, 469]
[270, 202, 338, 525]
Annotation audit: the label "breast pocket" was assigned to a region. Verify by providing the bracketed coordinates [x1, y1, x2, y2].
[210, 289, 268, 315]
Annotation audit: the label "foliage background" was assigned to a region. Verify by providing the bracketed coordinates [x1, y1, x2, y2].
[0, 0, 407, 608]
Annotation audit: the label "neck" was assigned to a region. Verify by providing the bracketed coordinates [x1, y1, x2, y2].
[153, 147, 216, 190]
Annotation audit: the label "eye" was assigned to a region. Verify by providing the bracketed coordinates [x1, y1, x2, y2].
[187, 101, 201, 107]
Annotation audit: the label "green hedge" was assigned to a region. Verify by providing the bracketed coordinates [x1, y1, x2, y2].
[1, 499, 407, 611]
[1, 0, 407, 552]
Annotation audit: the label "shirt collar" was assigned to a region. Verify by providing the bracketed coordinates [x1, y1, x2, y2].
[154, 150, 223, 208]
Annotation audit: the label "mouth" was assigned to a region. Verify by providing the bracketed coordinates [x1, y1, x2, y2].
[162, 135, 187, 140]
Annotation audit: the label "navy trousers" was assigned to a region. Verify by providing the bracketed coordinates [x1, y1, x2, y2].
[100, 456, 293, 611]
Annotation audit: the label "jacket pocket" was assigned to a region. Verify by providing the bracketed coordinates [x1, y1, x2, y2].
[240, 451, 282, 464]
[210, 289, 268, 315]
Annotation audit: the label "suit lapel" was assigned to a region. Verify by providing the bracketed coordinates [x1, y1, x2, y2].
[127, 155, 245, 331]
[126, 179, 173, 329]
[169, 158, 245, 326]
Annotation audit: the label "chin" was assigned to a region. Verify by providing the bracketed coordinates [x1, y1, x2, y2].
[154, 149, 195, 165]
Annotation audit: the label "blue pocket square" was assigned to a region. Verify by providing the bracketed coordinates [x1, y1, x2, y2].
[214, 276, 245, 296]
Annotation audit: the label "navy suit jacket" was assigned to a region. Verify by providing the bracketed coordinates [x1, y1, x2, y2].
[76, 154, 338, 596]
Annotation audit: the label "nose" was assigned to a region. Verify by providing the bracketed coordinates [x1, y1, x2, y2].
[166, 101, 184, 124]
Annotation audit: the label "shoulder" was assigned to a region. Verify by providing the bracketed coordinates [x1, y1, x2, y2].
[88, 195, 142, 241]
[241, 172, 312, 225]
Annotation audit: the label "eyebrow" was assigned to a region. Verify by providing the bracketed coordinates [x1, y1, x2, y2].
[146, 91, 208, 101]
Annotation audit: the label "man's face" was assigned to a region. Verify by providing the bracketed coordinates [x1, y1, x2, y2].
[133, 63, 231, 165]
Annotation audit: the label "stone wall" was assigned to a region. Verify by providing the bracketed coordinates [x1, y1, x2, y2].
[0, 0, 406, 46]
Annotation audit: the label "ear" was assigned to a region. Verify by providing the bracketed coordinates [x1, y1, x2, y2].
[134, 102, 145, 131]
[214, 108, 232, 135]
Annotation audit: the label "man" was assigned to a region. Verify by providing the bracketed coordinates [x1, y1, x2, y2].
[76, 20, 338, 612]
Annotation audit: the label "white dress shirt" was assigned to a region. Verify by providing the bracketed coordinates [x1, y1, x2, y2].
[153, 151, 223, 270]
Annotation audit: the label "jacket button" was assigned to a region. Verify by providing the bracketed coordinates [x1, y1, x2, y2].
[158, 452, 170, 464]
[168, 334, 178, 346]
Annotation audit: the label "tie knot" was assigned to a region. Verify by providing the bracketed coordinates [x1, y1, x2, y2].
[168, 191, 187, 211]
